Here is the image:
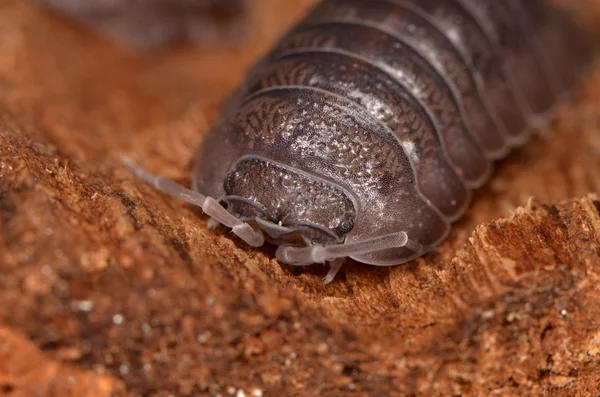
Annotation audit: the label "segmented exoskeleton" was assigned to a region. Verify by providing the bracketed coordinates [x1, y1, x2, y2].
[125, 0, 593, 283]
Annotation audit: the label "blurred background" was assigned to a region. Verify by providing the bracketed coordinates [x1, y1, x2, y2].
[2, 1, 600, 396]
[34, 0, 250, 48]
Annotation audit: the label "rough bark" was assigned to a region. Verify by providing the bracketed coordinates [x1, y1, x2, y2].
[1, 0, 600, 396]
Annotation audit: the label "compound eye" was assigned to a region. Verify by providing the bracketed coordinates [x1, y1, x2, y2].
[338, 219, 354, 234]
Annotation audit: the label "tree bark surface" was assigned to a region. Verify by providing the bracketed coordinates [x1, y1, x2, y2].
[1, 0, 600, 396]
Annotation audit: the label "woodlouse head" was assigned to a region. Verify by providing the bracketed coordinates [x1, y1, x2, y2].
[222, 157, 356, 246]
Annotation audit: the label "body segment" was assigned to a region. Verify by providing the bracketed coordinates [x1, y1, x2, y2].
[126, 0, 593, 281]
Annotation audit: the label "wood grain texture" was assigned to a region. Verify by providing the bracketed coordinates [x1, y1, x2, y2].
[1, 0, 600, 395]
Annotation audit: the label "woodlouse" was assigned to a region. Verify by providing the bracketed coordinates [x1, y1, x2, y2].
[125, 0, 594, 283]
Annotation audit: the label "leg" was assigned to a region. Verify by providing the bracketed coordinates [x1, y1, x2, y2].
[207, 218, 221, 230]
[323, 258, 345, 284]
[122, 156, 264, 247]
[276, 231, 417, 266]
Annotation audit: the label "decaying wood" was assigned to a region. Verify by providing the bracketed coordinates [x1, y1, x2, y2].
[1, 0, 599, 395]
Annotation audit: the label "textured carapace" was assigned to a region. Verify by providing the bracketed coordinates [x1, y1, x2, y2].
[126, 0, 593, 283]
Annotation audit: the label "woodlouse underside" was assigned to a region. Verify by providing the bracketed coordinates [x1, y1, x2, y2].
[125, 0, 594, 283]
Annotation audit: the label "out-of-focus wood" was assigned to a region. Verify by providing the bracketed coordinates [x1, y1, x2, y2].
[1, 0, 599, 395]
[0, 326, 124, 396]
